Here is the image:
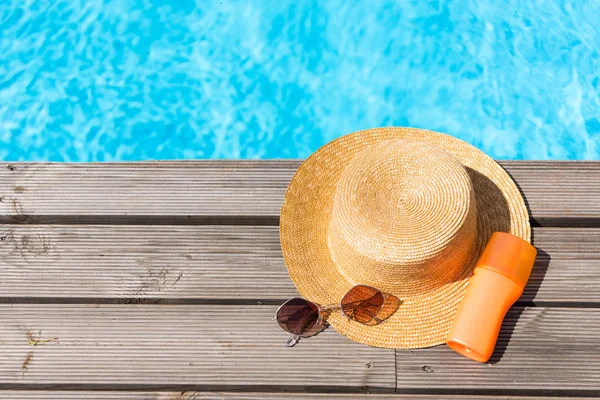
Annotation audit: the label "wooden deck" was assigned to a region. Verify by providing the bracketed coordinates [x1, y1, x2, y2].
[0, 160, 598, 399]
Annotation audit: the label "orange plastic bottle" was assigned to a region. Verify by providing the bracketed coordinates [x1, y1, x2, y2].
[446, 232, 537, 362]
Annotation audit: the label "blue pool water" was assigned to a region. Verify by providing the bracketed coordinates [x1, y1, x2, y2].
[1, 1, 599, 161]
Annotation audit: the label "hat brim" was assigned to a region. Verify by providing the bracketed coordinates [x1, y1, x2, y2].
[280, 127, 531, 349]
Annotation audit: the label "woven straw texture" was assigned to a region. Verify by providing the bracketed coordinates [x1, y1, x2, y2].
[280, 127, 531, 349]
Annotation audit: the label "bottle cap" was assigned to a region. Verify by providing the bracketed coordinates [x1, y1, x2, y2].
[478, 232, 537, 287]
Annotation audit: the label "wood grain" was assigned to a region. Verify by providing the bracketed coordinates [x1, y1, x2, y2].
[0, 161, 598, 226]
[396, 307, 600, 393]
[0, 225, 597, 305]
[0, 304, 395, 392]
[0, 305, 597, 393]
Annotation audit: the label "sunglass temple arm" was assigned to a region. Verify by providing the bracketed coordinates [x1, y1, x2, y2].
[286, 335, 300, 347]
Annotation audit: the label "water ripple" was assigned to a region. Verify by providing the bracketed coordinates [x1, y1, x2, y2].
[0, 0, 598, 161]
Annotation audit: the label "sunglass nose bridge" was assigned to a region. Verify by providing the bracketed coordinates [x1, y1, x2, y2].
[318, 304, 340, 312]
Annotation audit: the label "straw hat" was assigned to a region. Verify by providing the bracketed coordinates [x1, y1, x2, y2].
[280, 127, 531, 349]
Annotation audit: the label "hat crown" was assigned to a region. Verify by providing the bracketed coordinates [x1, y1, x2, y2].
[328, 140, 477, 296]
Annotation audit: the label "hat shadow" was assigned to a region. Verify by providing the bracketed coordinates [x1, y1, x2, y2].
[501, 163, 537, 229]
[441, 167, 513, 288]
[488, 248, 550, 364]
[465, 167, 512, 239]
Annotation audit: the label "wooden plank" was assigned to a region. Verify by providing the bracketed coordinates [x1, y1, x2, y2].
[396, 307, 600, 393]
[0, 225, 597, 305]
[0, 161, 296, 225]
[0, 161, 598, 226]
[0, 224, 286, 302]
[0, 305, 598, 394]
[504, 161, 600, 226]
[0, 392, 590, 400]
[0, 304, 395, 392]
[528, 227, 600, 305]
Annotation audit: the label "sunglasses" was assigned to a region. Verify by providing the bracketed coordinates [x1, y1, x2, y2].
[276, 285, 394, 347]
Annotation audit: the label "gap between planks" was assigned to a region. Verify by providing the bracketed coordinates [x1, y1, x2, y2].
[0, 391, 598, 399]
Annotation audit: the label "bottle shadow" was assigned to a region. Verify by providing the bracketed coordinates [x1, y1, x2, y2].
[488, 248, 551, 364]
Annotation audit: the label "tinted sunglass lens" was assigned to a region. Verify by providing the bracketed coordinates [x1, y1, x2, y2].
[341, 285, 384, 324]
[276, 298, 320, 336]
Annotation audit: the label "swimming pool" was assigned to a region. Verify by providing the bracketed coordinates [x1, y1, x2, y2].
[1, 1, 599, 161]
